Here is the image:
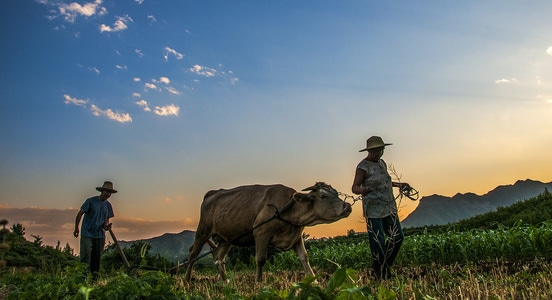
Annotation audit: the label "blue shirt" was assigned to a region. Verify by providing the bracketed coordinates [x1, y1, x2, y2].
[80, 196, 114, 238]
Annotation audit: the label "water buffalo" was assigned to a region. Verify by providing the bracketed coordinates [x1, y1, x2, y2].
[184, 182, 352, 282]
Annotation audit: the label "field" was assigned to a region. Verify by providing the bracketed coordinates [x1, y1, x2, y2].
[1, 191, 551, 299]
[2, 221, 552, 299]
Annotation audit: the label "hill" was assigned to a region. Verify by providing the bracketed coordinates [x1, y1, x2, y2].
[117, 230, 196, 263]
[401, 179, 552, 227]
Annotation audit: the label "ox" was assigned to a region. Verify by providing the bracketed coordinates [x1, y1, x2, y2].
[184, 182, 352, 282]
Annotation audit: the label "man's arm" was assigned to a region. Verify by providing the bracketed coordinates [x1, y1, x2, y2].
[74, 209, 85, 238]
[352, 168, 370, 195]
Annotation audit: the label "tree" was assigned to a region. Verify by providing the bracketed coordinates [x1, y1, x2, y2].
[11, 223, 25, 236]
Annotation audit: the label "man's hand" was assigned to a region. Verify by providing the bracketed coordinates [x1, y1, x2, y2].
[104, 223, 112, 231]
[73, 230, 79, 238]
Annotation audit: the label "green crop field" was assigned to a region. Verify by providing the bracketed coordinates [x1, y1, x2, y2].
[1, 190, 551, 299]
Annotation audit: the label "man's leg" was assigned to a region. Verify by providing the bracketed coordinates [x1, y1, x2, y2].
[79, 237, 92, 270]
[90, 238, 105, 278]
[382, 213, 404, 276]
[367, 218, 386, 278]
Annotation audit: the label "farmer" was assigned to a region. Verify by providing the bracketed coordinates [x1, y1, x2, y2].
[351, 136, 410, 279]
[74, 181, 116, 278]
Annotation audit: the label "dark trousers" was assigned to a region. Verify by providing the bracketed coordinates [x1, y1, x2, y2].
[80, 237, 105, 276]
[367, 213, 404, 278]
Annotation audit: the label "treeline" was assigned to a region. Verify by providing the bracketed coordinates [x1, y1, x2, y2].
[0, 220, 172, 273]
[0, 220, 77, 271]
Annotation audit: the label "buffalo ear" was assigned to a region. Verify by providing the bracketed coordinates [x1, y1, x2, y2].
[301, 183, 319, 192]
[293, 192, 316, 203]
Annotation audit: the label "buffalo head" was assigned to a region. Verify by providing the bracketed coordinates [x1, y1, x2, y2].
[292, 182, 352, 226]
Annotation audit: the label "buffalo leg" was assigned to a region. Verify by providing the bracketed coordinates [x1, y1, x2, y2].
[185, 229, 211, 282]
[212, 243, 232, 281]
[254, 241, 270, 282]
[294, 238, 315, 277]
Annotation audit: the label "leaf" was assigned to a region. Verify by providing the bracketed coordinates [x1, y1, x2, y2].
[325, 267, 347, 294]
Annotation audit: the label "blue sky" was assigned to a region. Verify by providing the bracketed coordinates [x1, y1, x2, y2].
[1, 0, 552, 251]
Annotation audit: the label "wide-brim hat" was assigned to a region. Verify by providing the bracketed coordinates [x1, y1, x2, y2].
[359, 136, 392, 152]
[96, 181, 117, 193]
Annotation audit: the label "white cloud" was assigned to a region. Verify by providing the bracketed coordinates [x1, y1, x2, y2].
[135, 101, 179, 116]
[115, 65, 127, 70]
[165, 86, 181, 95]
[63, 94, 131, 123]
[135, 0, 144, 4]
[159, 77, 170, 84]
[164, 47, 184, 61]
[132, 92, 141, 97]
[190, 65, 217, 77]
[133, 77, 141, 82]
[100, 15, 132, 33]
[90, 104, 132, 123]
[144, 83, 158, 90]
[494, 78, 518, 84]
[147, 15, 157, 22]
[153, 104, 179, 116]
[63, 94, 88, 107]
[76, 63, 100, 74]
[547, 46, 552, 56]
[135, 49, 144, 58]
[56, 0, 107, 23]
[135, 100, 151, 112]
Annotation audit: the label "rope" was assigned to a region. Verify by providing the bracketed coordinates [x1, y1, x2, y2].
[398, 185, 420, 201]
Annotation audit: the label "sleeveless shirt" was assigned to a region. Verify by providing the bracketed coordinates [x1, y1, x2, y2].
[356, 159, 397, 219]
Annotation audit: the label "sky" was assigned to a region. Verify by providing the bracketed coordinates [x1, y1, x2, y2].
[1, 0, 552, 253]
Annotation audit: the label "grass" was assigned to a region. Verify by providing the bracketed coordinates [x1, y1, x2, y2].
[176, 259, 552, 299]
[2, 257, 551, 299]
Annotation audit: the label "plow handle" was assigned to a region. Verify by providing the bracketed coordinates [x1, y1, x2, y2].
[108, 228, 131, 269]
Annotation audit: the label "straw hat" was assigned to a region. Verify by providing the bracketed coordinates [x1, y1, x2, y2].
[358, 136, 392, 152]
[96, 181, 118, 193]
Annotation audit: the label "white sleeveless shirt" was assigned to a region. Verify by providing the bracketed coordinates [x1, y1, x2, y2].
[356, 159, 397, 219]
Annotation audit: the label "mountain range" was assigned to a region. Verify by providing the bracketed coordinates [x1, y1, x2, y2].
[117, 179, 551, 262]
[117, 230, 197, 263]
[401, 179, 552, 228]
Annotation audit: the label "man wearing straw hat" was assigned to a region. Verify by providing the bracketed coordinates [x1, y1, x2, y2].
[74, 181, 117, 278]
[351, 136, 410, 280]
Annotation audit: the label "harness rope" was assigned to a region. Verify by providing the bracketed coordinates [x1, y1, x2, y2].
[338, 184, 420, 207]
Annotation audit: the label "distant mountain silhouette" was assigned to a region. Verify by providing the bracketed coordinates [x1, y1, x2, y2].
[117, 230, 198, 263]
[401, 179, 552, 228]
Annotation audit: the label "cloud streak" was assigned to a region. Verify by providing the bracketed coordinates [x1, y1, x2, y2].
[90, 104, 132, 123]
[63, 94, 88, 107]
[100, 15, 133, 32]
[190, 64, 217, 77]
[0, 206, 194, 251]
[43, 0, 107, 23]
[163, 46, 184, 61]
[495, 78, 518, 84]
[153, 104, 179, 116]
[64, 94, 132, 123]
